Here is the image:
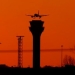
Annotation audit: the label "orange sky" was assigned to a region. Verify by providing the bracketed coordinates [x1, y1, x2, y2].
[0, 0, 75, 68]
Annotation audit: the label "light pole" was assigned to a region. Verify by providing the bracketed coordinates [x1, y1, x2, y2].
[61, 45, 63, 67]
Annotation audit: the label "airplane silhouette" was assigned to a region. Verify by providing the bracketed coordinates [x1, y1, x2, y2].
[26, 11, 48, 18]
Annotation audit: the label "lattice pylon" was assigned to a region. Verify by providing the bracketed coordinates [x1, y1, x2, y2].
[16, 36, 24, 68]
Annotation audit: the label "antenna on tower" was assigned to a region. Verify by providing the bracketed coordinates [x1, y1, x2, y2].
[16, 36, 24, 68]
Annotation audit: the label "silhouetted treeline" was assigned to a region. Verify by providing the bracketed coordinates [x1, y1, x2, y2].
[0, 64, 75, 68]
[0, 55, 75, 75]
[0, 64, 74, 75]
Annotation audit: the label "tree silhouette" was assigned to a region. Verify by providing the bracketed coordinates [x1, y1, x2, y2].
[63, 55, 75, 66]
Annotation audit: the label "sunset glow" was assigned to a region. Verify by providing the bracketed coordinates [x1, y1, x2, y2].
[0, 0, 75, 68]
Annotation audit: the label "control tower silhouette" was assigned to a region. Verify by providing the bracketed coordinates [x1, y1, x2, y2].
[29, 19, 44, 68]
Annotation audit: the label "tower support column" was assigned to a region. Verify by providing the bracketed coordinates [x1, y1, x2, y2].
[33, 35, 40, 68]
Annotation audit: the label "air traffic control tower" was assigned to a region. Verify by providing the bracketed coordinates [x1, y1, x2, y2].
[29, 19, 44, 68]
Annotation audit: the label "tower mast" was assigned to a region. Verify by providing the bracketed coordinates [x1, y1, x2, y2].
[16, 36, 24, 68]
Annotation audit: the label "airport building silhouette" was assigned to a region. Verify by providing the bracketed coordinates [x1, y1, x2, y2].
[29, 20, 44, 68]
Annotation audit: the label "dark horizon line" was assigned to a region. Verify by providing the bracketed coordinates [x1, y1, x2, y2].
[0, 64, 71, 68]
[0, 48, 75, 51]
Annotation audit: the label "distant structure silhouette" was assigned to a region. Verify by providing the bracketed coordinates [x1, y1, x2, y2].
[29, 19, 44, 68]
[16, 36, 24, 68]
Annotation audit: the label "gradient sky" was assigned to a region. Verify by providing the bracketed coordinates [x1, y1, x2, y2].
[0, 0, 75, 67]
